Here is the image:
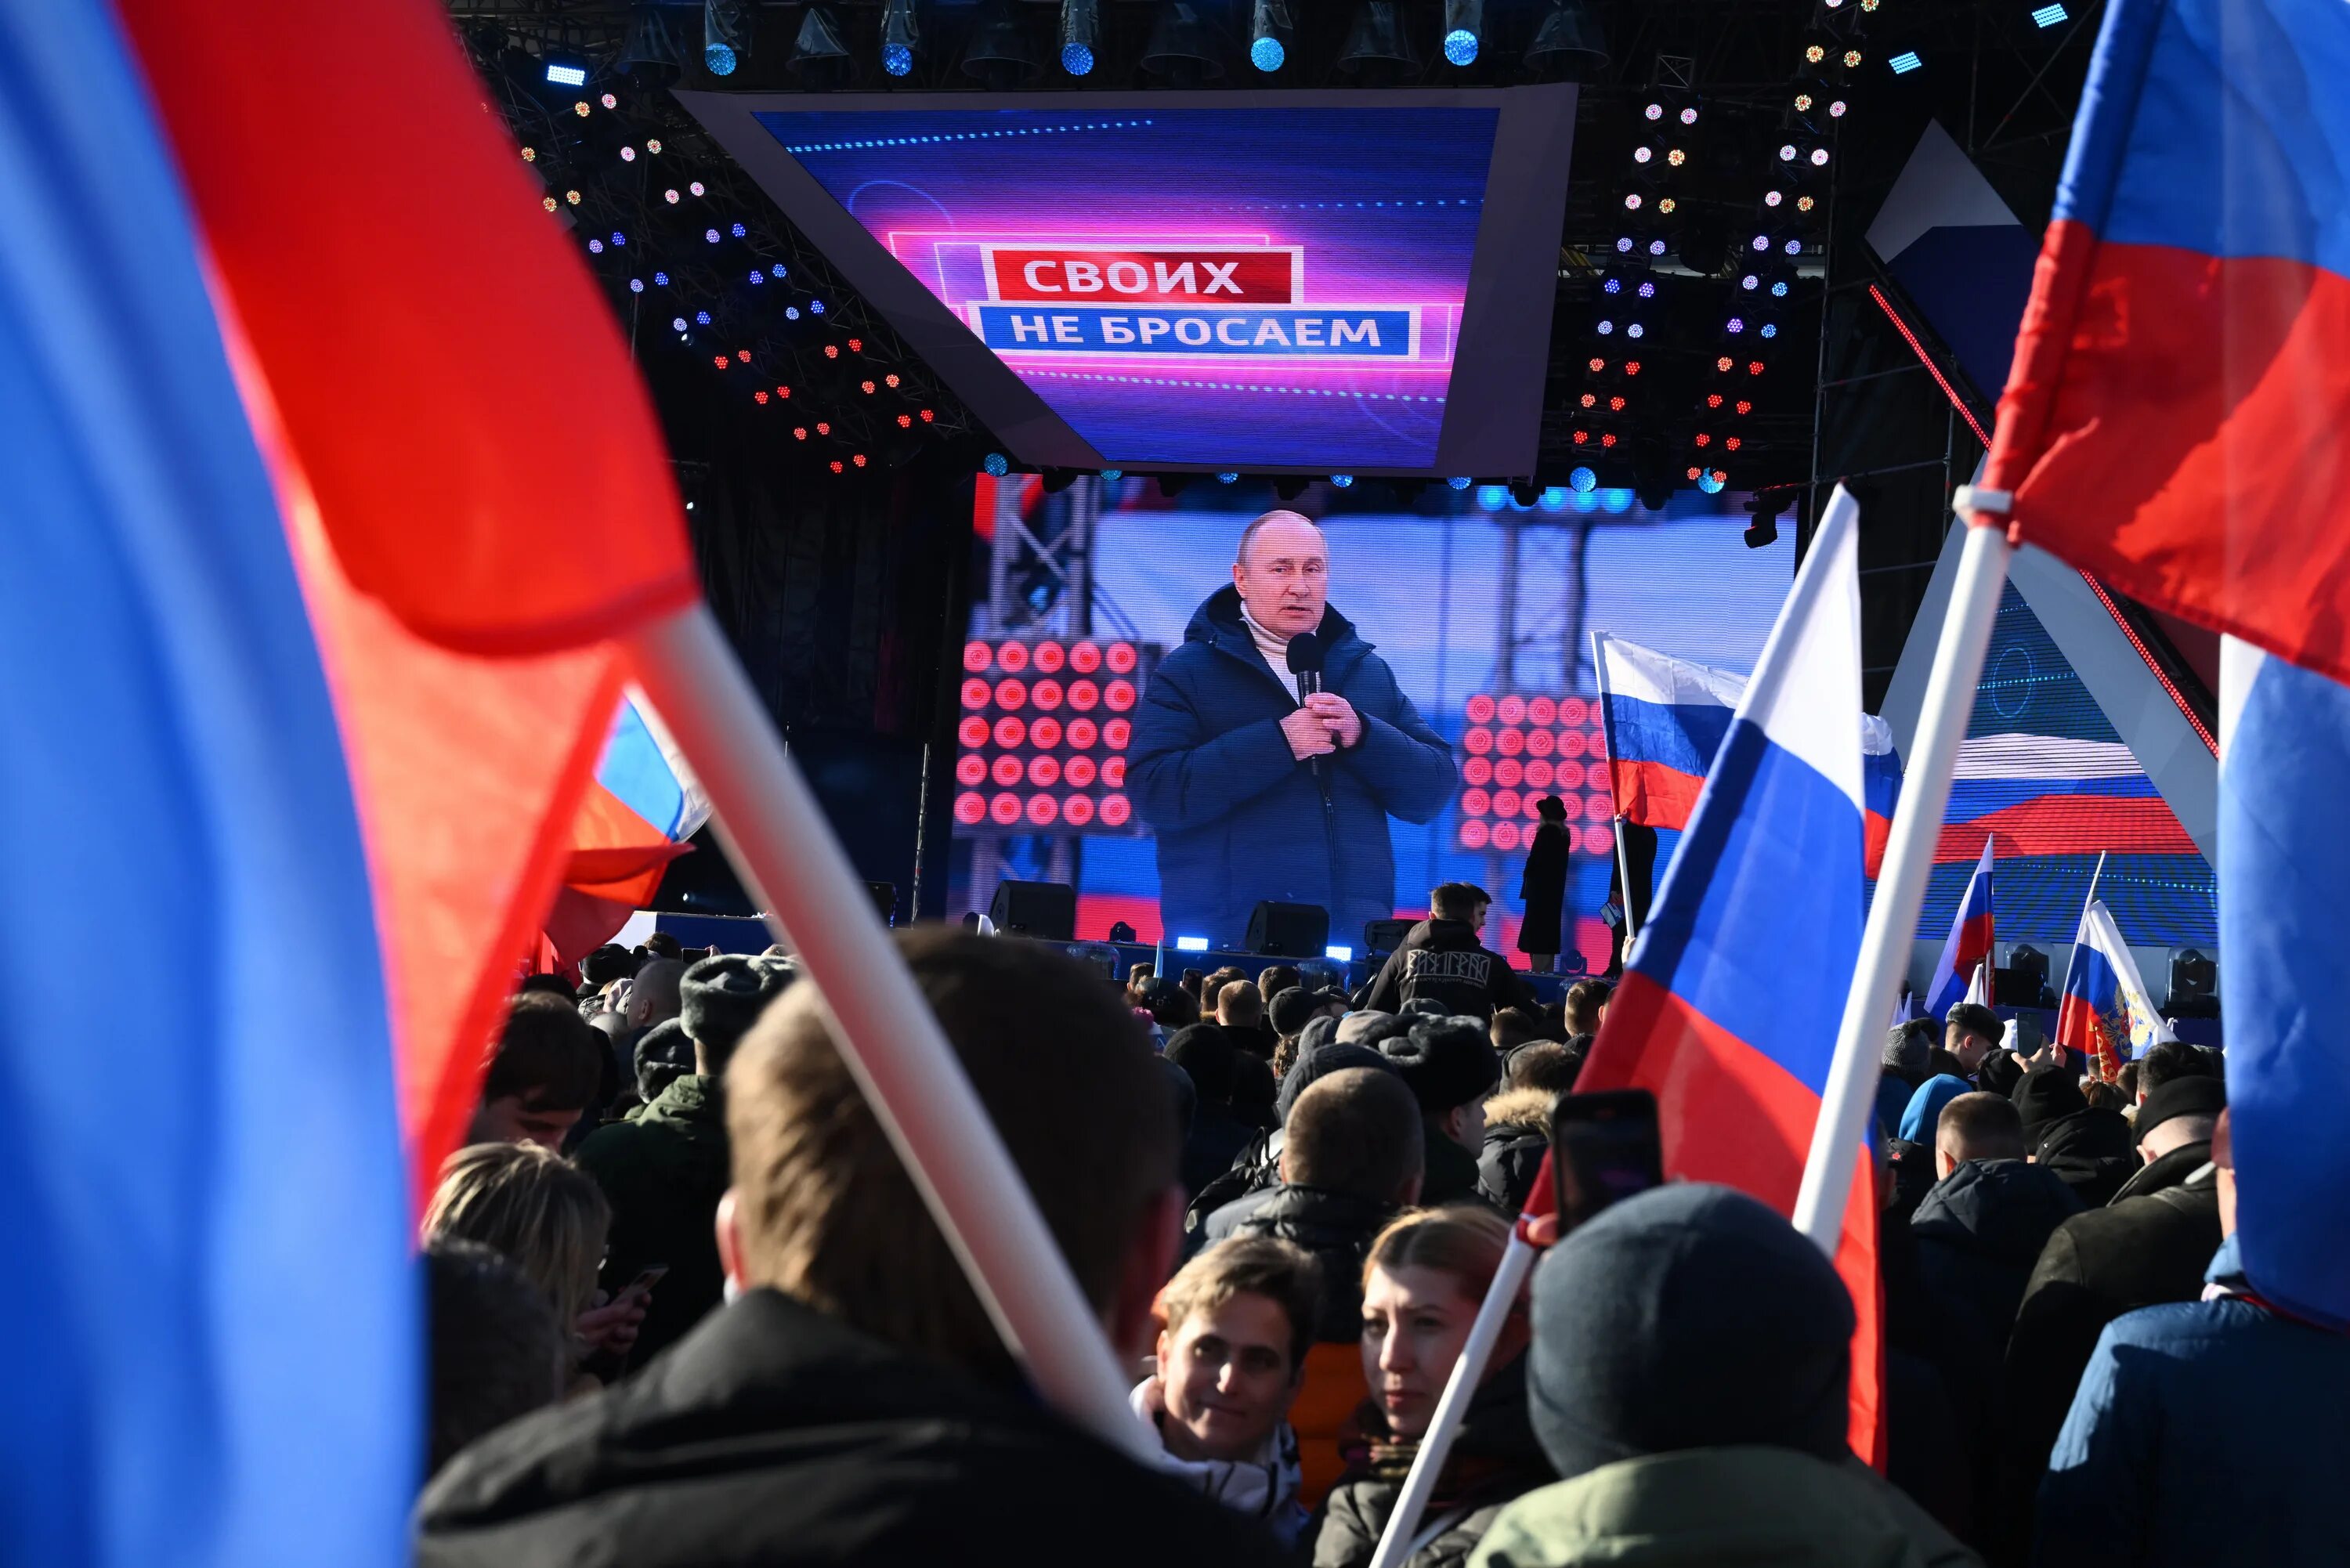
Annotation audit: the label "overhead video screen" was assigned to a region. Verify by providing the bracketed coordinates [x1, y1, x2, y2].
[684, 89, 1574, 475]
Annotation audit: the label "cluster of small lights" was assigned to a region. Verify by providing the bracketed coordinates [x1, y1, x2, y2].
[955, 640, 1146, 832]
[1453, 695, 1616, 854]
[620, 146, 637, 163]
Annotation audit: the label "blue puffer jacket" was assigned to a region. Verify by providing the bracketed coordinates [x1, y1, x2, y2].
[1130, 587, 1455, 948]
[2033, 1234, 2350, 1568]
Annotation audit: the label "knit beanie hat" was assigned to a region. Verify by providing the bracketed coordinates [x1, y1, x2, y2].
[1270, 986, 1342, 1039]
[1380, 1015, 1502, 1115]
[633, 1017, 696, 1102]
[1165, 1024, 1240, 1103]
[1527, 1183, 1853, 1481]
[2012, 1065, 2088, 1135]
[680, 953, 797, 1070]
[2135, 1074, 2226, 1142]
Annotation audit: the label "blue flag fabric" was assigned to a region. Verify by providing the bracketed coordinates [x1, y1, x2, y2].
[0, 2, 414, 1563]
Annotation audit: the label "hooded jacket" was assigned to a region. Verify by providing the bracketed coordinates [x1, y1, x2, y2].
[2030, 1107, 2139, 1209]
[1478, 1088, 1556, 1214]
[1365, 919, 1535, 1021]
[1315, 1352, 1556, 1568]
[572, 1071, 729, 1368]
[1227, 1183, 1401, 1345]
[1130, 587, 1455, 950]
[1909, 1159, 2083, 1355]
[417, 1288, 1291, 1568]
[1131, 1376, 1309, 1547]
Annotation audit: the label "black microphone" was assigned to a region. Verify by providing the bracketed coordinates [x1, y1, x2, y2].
[1286, 631, 1326, 775]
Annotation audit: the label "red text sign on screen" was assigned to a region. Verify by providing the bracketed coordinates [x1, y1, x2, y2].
[983, 245, 1300, 305]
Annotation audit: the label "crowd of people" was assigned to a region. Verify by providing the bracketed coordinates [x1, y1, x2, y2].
[407, 896, 2342, 1566]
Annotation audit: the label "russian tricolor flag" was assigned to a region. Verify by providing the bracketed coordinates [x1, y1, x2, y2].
[6, 0, 698, 1560]
[1580, 489, 1882, 1465]
[1924, 836, 1995, 1019]
[1594, 633, 1900, 876]
[2053, 898, 2170, 1079]
[546, 697, 711, 966]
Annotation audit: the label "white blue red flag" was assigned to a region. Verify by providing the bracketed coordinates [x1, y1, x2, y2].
[1581, 489, 1882, 1465]
[2053, 898, 2171, 1079]
[5, 0, 700, 1560]
[2219, 640, 2350, 1328]
[1594, 633, 1899, 875]
[1925, 836, 1995, 1018]
[546, 695, 712, 963]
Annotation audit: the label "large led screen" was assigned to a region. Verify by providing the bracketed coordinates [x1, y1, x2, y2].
[945, 478, 1795, 970]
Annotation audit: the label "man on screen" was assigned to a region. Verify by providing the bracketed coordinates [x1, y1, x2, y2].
[1131, 511, 1455, 950]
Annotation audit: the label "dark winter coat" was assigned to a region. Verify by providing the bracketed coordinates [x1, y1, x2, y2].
[1180, 1100, 1263, 1205]
[1364, 919, 1536, 1021]
[2030, 1108, 2139, 1209]
[1997, 1144, 2220, 1532]
[1226, 1183, 1402, 1343]
[1314, 1352, 1554, 1568]
[1516, 822, 1571, 956]
[1130, 588, 1455, 950]
[1423, 1129, 1491, 1209]
[1909, 1159, 2083, 1356]
[415, 1288, 1290, 1568]
[572, 1071, 729, 1368]
[1478, 1087, 1556, 1214]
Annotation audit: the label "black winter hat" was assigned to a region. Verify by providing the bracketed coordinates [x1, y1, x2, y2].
[1527, 1183, 1853, 1482]
[1270, 985, 1343, 1039]
[2137, 1074, 2226, 1141]
[2012, 1066, 2088, 1133]
[580, 942, 639, 985]
[680, 953, 796, 1068]
[1380, 1016, 1502, 1114]
[1275, 1041, 1398, 1125]
[1165, 1024, 1240, 1103]
[633, 1016, 695, 1102]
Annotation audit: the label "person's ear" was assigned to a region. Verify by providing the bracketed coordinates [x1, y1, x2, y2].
[714, 1187, 748, 1292]
[1155, 1326, 1175, 1374]
[1109, 1183, 1187, 1364]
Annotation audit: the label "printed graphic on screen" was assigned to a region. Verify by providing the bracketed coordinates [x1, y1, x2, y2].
[1910, 583, 2214, 948]
[946, 477, 1795, 970]
[755, 108, 1499, 469]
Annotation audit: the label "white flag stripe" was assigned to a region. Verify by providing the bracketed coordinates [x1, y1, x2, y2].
[1596, 632, 1748, 713]
[1953, 733, 2143, 779]
[1736, 486, 1866, 809]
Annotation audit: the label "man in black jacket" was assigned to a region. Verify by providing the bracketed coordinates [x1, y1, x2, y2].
[417, 932, 1289, 1568]
[1165, 1024, 1261, 1202]
[1909, 1092, 2082, 1354]
[1363, 883, 1535, 1021]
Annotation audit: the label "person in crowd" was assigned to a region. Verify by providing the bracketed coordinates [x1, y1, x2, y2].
[1205, 963, 1248, 1004]
[1379, 1015, 1504, 1207]
[1188, 1039, 1400, 1248]
[424, 1238, 567, 1479]
[1364, 883, 1536, 1021]
[1127, 963, 1158, 1007]
[1140, 974, 1202, 1034]
[2015, 1065, 2137, 1207]
[468, 993, 608, 1149]
[1473, 1185, 1976, 1567]
[1181, 966, 1209, 1005]
[1996, 1076, 2226, 1541]
[1878, 1020, 1938, 1140]
[1560, 979, 1611, 1040]
[1477, 1043, 1578, 1214]
[422, 1140, 636, 1388]
[1260, 964, 1303, 1007]
[1233, 1050, 1282, 1132]
[516, 973, 578, 1002]
[624, 956, 683, 1038]
[1219, 978, 1275, 1053]
[1897, 1003, 2003, 1143]
[1169, 1024, 1264, 1201]
[629, 1017, 695, 1112]
[642, 932, 681, 961]
[1273, 985, 1347, 1068]
[1217, 1067, 1428, 1505]
[2081, 1078, 2129, 1114]
[1491, 1006, 1553, 1057]
[1909, 1093, 2081, 1355]
[2114, 1060, 2140, 1110]
[1135, 1236, 1324, 1546]
[573, 952, 793, 1371]
[1517, 796, 1571, 977]
[1317, 1207, 1553, 1568]
[2033, 1111, 2350, 1568]
[2131, 1038, 2210, 1106]
[418, 930, 1290, 1566]
[1130, 511, 1457, 949]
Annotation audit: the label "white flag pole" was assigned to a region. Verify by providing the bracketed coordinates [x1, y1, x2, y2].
[2055, 850, 2108, 999]
[626, 602, 1152, 1461]
[1589, 630, 1640, 945]
[1793, 504, 2016, 1255]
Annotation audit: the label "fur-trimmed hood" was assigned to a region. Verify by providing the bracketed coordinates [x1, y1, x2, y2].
[1485, 1086, 1556, 1137]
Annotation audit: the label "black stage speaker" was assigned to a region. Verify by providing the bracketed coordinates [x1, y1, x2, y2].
[2168, 947, 2220, 1017]
[1246, 901, 1329, 957]
[989, 880, 1076, 940]
[1363, 918, 1416, 956]
[1996, 943, 2052, 1006]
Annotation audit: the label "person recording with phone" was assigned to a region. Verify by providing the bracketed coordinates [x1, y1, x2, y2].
[1131, 510, 1455, 952]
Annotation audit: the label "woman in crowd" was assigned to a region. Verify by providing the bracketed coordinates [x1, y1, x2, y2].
[1315, 1206, 1552, 1568]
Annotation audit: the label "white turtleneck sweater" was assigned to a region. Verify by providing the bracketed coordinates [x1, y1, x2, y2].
[1238, 604, 1292, 681]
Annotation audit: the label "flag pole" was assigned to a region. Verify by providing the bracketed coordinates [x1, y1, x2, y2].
[1589, 630, 1639, 946]
[1792, 504, 2016, 1255]
[625, 602, 1152, 1461]
[2055, 850, 2108, 1006]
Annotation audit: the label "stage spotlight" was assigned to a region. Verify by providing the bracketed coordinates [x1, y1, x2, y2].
[982, 452, 1010, 477]
[544, 61, 588, 87]
[1100, 468, 1123, 481]
[1569, 465, 1596, 493]
[1250, 0, 1289, 71]
[1142, 2, 1225, 83]
[619, 4, 685, 85]
[1338, 2, 1419, 77]
[2033, 2, 2069, 25]
[880, 0, 919, 76]
[1060, 0, 1100, 76]
[1443, 0, 1483, 65]
[705, 0, 750, 74]
[788, 6, 853, 81]
[1330, 474, 1355, 487]
[1697, 471, 1726, 495]
[1889, 50, 1922, 74]
[1448, 475, 1473, 490]
[1216, 471, 1240, 484]
[1743, 516, 1777, 547]
[1526, 0, 1607, 81]
[964, 6, 1046, 87]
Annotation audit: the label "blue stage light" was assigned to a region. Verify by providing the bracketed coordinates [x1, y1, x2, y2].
[1443, 28, 1478, 65]
[545, 63, 588, 87]
[1697, 471, 1726, 494]
[1784, 238, 1802, 255]
[1603, 277, 1622, 294]
[1761, 323, 1779, 338]
[628, 278, 644, 293]
[1770, 280, 1790, 298]
[1596, 320, 1614, 335]
[1250, 35, 1285, 71]
[1062, 42, 1095, 74]
[653, 271, 670, 286]
[749, 271, 763, 285]
[1331, 474, 1354, 487]
[1889, 50, 1922, 74]
[1100, 469, 1123, 481]
[1324, 944, 1354, 962]
[1539, 486, 1569, 511]
[1638, 280, 1655, 298]
[1626, 323, 1645, 338]
[1475, 485, 1509, 511]
[1448, 475, 1472, 490]
[786, 306, 801, 320]
[1175, 936, 1211, 952]
[770, 264, 786, 278]
[1727, 316, 1744, 333]
[2032, 2, 2068, 25]
[705, 229, 721, 244]
[695, 310, 712, 326]
[811, 300, 826, 314]
[982, 452, 1010, 477]
[704, 42, 737, 75]
[1600, 488, 1633, 515]
[587, 239, 604, 254]
[730, 222, 747, 238]
[883, 42, 913, 76]
[672, 316, 688, 332]
[1217, 471, 1239, 484]
[1570, 466, 1597, 493]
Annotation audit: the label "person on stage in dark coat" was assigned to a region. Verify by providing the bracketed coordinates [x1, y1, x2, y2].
[1130, 511, 1456, 952]
[1516, 797, 1572, 974]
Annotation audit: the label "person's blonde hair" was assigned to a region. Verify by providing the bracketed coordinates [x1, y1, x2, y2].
[1160, 1236, 1322, 1371]
[423, 1141, 610, 1328]
[1362, 1205, 1512, 1299]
